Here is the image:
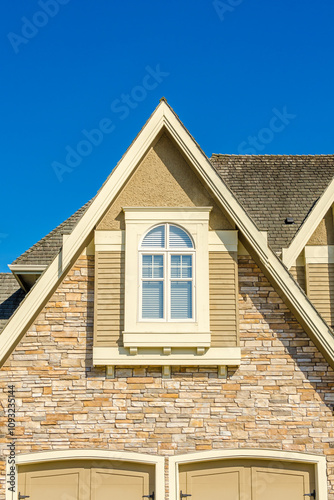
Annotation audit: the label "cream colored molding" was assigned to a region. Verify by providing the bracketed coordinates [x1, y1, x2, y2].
[1, 100, 334, 371]
[106, 365, 115, 378]
[94, 230, 124, 251]
[218, 365, 227, 378]
[123, 207, 211, 338]
[123, 332, 211, 348]
[93, 346, 241, 366]
[10, 449, 165, 500]
[261, 231, 268, 245]
[169, 449, 328, 500]
[123, 206, 212, 221]
[282, 189, 334, 270]
[208, 230, 238, 252]
[8, 264, 46, 273]
[305, 245, 334, 264]
[162, 365, 171, 378]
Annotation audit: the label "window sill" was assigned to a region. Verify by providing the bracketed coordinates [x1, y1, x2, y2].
[122, 332, 211, 348]
[93, 346, 241, 367]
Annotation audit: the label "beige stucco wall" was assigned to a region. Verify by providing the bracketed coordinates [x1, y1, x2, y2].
[307, 206, 334, 246]
[1, 254, 334, 497]
[97, 134, 234, 231]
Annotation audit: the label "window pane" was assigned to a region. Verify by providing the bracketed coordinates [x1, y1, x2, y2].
[142, 225, 165, 248]
[171, 281, 192, 319]
[171, 255, 192, 279]
[142, 255, 152, 278]
[153, 255, 164, 278]
[181, 255, 192, 278]
[169, 225, 193, 248]
[142, 281, 163, 319]
[171, 255, 181, 278]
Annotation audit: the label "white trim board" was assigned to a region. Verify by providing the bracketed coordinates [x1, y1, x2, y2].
[93, 346, 241, 366]
[169, 449, 328, 500]
[305, 245, 334, 264]
[8, 265, 46, 273]
[0, 100, 334, 369]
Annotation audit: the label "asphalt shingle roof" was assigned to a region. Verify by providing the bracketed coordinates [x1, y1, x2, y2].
[211, 154, 334, 253]
[0, 274, 26, 333]
[12, 200, 93, 266]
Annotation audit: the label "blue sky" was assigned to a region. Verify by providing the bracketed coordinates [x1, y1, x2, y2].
[1, 0, 334, 271]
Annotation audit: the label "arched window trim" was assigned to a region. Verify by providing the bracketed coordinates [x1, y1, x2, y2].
[139, 223, 196, 322]
[139, 223, 195, 250]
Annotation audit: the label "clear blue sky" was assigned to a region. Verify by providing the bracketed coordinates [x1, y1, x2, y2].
[1, 0, 334, 272]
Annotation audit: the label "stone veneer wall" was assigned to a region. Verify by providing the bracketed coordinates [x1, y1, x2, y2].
[1, 254, 334, 497]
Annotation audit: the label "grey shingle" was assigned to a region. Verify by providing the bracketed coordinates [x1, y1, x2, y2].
[210, 154, 334, 253]
[0, 273, 26, 333]
[12, 200, 93, 266]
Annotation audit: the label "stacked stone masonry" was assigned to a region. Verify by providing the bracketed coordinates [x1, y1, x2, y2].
[1, 254, 334, 497]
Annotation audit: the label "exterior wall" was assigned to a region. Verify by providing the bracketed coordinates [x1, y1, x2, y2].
[306, 262, 334, 327]
[307, 206, 334, 246]
[94, 251, 124, 347]
[94, 249, 238, 348]
[290, 265, 306, 292]
[209, 251, 238, 347]
[1, 254, 334, 497]
[96, 134, 234, 232]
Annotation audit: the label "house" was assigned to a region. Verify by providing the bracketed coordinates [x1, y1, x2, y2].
[1, 99, 334, 499]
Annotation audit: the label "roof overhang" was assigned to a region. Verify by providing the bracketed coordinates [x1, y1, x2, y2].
[1, 100, 334, 368]
[8, 264, 47, 292]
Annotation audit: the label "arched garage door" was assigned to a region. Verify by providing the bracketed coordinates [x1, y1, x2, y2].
[18, 460, 155, 500]
[179, 459, 316, 500]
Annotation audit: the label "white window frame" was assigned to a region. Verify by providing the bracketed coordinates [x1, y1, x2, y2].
[139, 223, 196, 323]
[122, 207, 212, 348]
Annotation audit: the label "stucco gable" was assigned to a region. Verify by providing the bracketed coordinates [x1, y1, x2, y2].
[97, 133, 233, 231]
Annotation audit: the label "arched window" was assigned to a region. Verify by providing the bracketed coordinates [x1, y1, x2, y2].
[140, 224, 194, 320]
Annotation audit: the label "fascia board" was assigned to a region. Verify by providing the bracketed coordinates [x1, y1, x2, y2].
[8, 265, 46, 273]
[282, 176, 334, 269]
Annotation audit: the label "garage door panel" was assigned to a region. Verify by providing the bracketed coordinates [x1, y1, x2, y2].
[19, 460, 153, 500]
[252, 468, 309, 500]
[180, 460, 314, 500]
[25, 468, 89, 500]
[185, 467, 250, 500]
[91, 468, 149, 500]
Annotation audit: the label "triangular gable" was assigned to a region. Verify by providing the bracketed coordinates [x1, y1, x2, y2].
[282, 176, 334, 269]
[1, 99, 334, 367]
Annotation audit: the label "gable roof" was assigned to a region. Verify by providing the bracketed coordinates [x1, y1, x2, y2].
[211, 154, 334, 255]
[1, 100, 334, 369]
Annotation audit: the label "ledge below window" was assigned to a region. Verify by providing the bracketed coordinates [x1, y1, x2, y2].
[122, 332, 211, 348]
[93, 346, 241, 367]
